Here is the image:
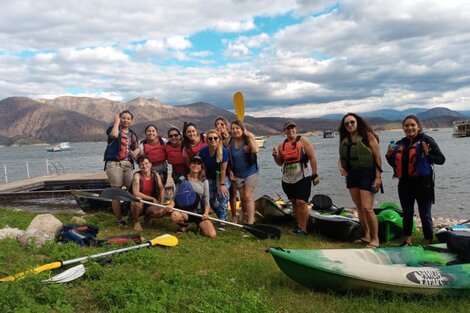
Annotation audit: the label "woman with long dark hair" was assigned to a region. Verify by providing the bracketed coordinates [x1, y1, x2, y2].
[386, 115, 445, 246]
[182, 122, 207, 166]
[338, 113, 381, 248]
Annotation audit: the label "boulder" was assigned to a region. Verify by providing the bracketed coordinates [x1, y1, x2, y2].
[0, 226, 25, 240]
[70, 216, 87, 225]
[19, 214, 62, 246]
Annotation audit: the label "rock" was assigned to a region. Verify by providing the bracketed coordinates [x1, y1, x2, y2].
[0, 226, 25, 240]
[70, 216, 87, 225]
[19, 214, 63, 246]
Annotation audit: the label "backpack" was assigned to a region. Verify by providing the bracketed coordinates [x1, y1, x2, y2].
[173, 178, 201, 212]
[60, 224, 99, 246]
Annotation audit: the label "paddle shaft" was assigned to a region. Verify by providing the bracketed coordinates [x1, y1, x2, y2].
[138, 198, 243, 229]
[0, 236, 173, 282]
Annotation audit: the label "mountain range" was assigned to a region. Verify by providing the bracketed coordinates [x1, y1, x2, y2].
[0, 96, 468, 146]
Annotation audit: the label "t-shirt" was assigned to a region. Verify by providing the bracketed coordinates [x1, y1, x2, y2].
[198, 146, 229, 180]
[229, 141, 258, 179]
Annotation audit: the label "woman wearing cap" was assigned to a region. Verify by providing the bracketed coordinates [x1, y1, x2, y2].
[170, 156, 217, 238]
[139, 124, 168, 186]
[338, 113, 381, 248]
[215, 116, 238, 223]
[165, 126, 186, 185]
[199, 129, 230, 230]
[229, 120, 259, 225]
[273, 120, 319, 236]
[104, 110, 140, 226]
[182, 122, 207, 166]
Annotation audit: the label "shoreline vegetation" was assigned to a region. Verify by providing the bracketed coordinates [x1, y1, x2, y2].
[2, 208, 470, 312]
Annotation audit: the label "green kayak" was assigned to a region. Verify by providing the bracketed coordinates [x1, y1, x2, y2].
[267, 245, 470, 294]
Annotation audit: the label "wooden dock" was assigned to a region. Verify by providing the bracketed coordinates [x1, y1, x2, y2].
[0, 172, 109, 201]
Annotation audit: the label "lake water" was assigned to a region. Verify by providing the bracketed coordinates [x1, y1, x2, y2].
[1, 128, 469, 219]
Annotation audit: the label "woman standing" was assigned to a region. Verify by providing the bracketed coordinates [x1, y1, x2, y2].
[386, 115, 445, 246]
[165, 126, 186, 185]
[229, 120, 259, 225]
[338, 113, 382, 248]
[199, 129, 230, 230]
[273, 120, 319, 236]
[103, 110, 139, 226]
[215, 116, 238, 223]
[182, 122, 207, 166]
[170, 156, 217, 238]
[139, 124, 168, 185]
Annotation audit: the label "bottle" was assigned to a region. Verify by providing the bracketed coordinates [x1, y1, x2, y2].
[388, 140, 396, 149]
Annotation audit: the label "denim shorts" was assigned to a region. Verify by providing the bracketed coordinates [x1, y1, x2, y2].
[346, 169, 376, 193]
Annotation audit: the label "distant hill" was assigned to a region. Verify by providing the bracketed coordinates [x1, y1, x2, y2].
[0, 96, 466, 145]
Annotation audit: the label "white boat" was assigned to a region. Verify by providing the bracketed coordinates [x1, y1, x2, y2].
[323, 130, 335, 138]
[255, 136, 267, 148]
[452, 120, 470, 137]
[47, 142, 72, 152]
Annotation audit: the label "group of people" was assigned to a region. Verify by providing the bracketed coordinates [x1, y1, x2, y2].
[103, 112, 260, 237]
[103, 109, 445, 246]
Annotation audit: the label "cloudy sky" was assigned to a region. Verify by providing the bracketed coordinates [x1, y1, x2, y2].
[1, 0, 469, 117]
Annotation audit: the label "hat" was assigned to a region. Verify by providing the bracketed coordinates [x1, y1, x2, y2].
[190, 156, 203, 163]
[283, 120, 296, 130]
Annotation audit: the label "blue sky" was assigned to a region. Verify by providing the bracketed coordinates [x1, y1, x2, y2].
[0, 0, 469, 117]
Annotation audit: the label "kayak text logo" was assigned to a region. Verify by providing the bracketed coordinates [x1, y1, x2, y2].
[406, 270, 453, 286]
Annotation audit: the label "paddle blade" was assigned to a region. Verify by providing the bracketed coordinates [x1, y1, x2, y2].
[100, 187, 139, 202]
[0, 261, 63, 282]
[149, 234, 179, 247]
[233, 91, 245, 122]
[42, 264, 85, 284]
[242, 224, 281, 240]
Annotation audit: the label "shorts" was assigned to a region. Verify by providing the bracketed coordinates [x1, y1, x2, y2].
[105, 160, 133, 189]
[234, 172, 259, 190]
[282, 176, 311, 202]
[187, 214, 203, 225]
[346, 169, 376, 193]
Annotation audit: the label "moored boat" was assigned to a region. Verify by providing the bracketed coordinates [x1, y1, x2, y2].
[47, 142, 72, 152]
[323, 130, 335, 138]
[267, 244, 470, 294]
[452, 120, 470, 137]
[254, 136, 267, 148]
[255, 195, 293, 221]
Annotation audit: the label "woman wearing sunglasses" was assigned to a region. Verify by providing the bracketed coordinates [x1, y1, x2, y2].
[165, 126, 186, 185]
[198, 129, 230, 230]
[338, 113, 382, 248]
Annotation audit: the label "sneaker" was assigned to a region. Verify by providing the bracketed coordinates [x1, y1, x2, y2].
[218, 223, 226, 231]
[289, 227, 307, 236]
[399, 241, 412, 247]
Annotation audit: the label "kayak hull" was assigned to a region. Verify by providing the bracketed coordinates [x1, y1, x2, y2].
[308, 211, 361, 241]
[268, 245, 470, 294]
[255, 195, 293, 221]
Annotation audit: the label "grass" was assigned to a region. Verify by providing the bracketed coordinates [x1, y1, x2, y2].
[1, 208, 470, 313]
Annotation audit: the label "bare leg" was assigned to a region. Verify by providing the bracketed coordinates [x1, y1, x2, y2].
[199, 220, 217, 238]
[294, 199, 309, 232]
[130, 202, 144, 232]
[229, 183, 238, 223]
[360, 190, 379, 246]
[112, 200, 123, 222]
[349, 188, 370, 242]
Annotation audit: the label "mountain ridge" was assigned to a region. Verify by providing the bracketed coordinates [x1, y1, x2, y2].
[0, 96, 467, 146]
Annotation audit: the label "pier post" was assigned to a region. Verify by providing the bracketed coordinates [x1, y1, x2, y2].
[3, 165, 7, 183]
[26, 162, 30, 178]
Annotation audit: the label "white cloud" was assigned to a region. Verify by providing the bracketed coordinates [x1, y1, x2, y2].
[215, 19, 255, 32]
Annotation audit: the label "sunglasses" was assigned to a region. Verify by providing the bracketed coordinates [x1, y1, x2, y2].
[169, 134, 179, 138]
[284, 125, 296, 130]
[344, 121, 356, 126]
[207, 136, 219, 141]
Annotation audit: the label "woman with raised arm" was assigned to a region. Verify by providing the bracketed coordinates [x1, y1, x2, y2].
[338, 113, 382, 248]
[229, 120, 259, 225]
[103, 110, 139, 226]
[272, 120, 319, 236]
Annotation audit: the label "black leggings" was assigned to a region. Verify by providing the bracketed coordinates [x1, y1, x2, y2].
[398, 177, 434, 240]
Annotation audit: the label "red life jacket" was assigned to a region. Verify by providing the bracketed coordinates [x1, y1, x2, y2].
[185, 140, 207, 159]
[117, 131, 130, 160]
[279, 135, 306, 165]
[143, 138, 166, 166]
[390, 140, 432, 178]
[165, 143, 186, 174]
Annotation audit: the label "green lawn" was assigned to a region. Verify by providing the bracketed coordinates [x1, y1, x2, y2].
[1, 208, 469, 313]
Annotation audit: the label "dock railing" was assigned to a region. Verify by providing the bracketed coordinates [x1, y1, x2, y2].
[2, 159, 66, 183]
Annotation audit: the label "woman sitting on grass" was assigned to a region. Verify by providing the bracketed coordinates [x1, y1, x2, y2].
[170, 156, 217, 238]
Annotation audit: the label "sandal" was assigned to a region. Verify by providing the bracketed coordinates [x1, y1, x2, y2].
[353, 238, 370, 244]
[366, 243, 380, 248]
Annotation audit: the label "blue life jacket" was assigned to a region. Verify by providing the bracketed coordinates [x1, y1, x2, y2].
[103, 126, 138, 163]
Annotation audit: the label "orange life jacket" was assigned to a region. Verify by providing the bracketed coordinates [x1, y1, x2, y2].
[143, 139, 166, 166]
[279, 135, 307, 165]
[390, 140, 432, 178]
[165, 143, 186, 174]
